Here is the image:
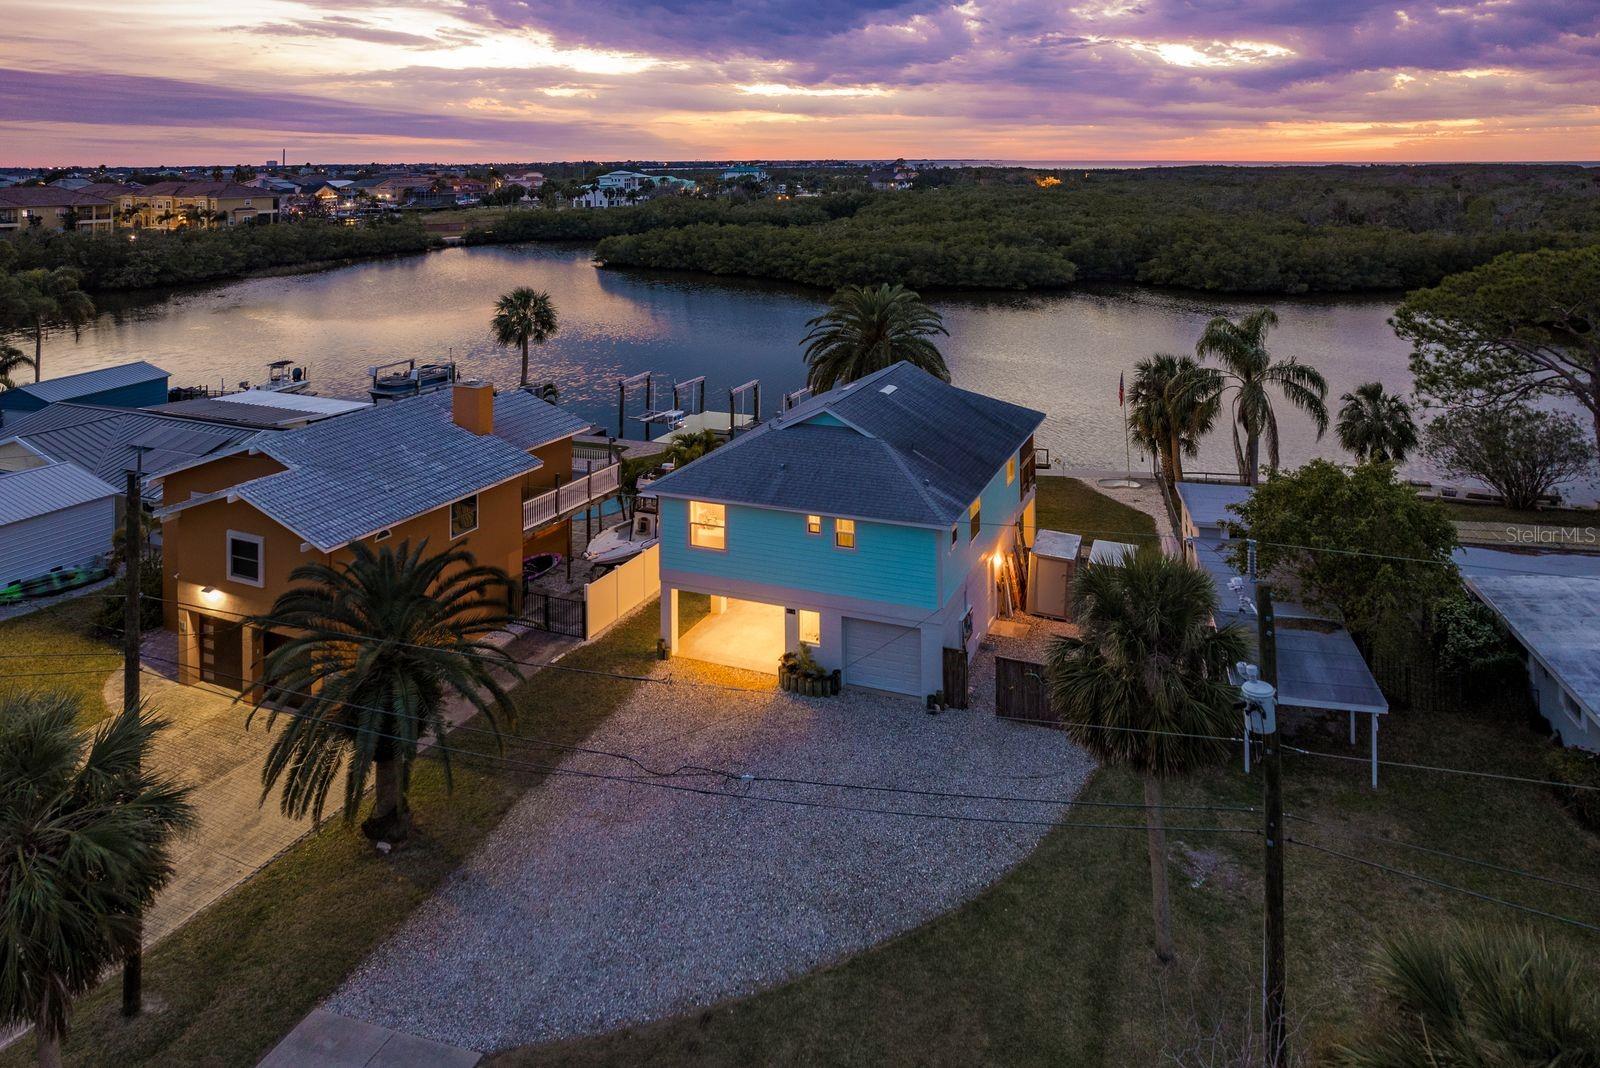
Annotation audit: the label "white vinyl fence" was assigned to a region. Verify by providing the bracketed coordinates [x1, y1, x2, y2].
[584, 543, 659, 639]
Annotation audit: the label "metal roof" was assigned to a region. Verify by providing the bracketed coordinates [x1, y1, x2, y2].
[1175, 481, 1252, 531]
[417, 387, 590, 453]
[219, 395, 542, 552]
[0, 462, 118, 526]
[1032, 529, 1082, 561]
[1088, 540, 1137, 566]
[0, 403, 256, 500]
[647, 363, 1045, 527]
[145, 397, 324, 429]
[1467, 574, 1600, 722]
[8, 361, 168, 404]
[215, 390, 370, 416]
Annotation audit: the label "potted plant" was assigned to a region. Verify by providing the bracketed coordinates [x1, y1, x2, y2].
[779, 644, 837, 697]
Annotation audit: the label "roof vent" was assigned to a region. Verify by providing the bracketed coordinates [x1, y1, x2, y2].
[879, 384, 898, 394]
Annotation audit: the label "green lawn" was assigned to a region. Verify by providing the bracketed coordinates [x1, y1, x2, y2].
[0, 593, 120, 726]
[1033, 474, 1159, 544]
[2, 605, 663, 1068]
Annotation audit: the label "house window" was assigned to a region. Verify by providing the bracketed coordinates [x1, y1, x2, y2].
[450, 494, 479, 538]
[806, 514, 822, 535]
[1562, 691, 1587, 730]
[799, 610, 821, 646]
[950, 524, 958, 549]
[969, 499, 981, 541]
[374, 529, 392, 543]
[1006, 455, 1017, 485]
[690, 501, 726, 550]
[834, 518, 856, 550]
[226, 531, 263, 587]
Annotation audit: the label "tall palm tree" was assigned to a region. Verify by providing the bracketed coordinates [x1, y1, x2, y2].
[0, 339, 35, 392]
[249, 540, 521, 844]
[1195, 308, 1328, 484]
[1336, 381, 1418, 464]
[1045, 548, 1248, 963]
[0, 693, 193, 1068]
[491, 287, 559, 387]
[1339, 925, 1600, 1065]
[1126, 354, 1223, 486]
[801, 283, 949, 392]
[2, 268, 94, 383]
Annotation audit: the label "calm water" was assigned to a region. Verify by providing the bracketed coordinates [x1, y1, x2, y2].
[48, 244, 1415, 475]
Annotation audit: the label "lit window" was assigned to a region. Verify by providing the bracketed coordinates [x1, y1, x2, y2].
[450, 494, 479, 538]
[806, 514, 822, 535]
[834, 518, 856, 549]
[690, 501, 726, 550]
[1006, 455, 1017, 485]
[226, 531, 263, 587]
[969, 499, 981, 541]
[799, 610, 821, 645]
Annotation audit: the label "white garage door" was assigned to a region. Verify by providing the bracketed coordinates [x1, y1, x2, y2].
[843, 618, 922, 696]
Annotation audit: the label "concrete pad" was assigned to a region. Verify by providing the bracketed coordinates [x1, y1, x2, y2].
[259, 1009, 480, 1068]
[678, 597, 784, 674]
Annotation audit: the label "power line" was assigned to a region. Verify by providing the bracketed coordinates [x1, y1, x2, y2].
[1283, 743, 1600, 795]
[1285, 836, 1600, 935]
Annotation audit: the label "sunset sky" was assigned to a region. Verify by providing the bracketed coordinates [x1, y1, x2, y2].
[2, 0, 1597, 165]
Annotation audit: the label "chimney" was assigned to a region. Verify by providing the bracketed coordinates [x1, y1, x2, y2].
[452, 380, 494, 436]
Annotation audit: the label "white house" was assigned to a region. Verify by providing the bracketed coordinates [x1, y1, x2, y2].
[0, 462, 118, 587]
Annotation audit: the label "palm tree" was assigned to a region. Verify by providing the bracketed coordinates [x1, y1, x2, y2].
[801, 283, 949, 392]
[491, 287, 559, 387]
[1126, 354, 1223, 486]
[1340, 925, 1600, 1065]
[664, 428, 723, 467]
[0, 339, 35, 391]
[3, 268, 95, 383]
[0, 693, 193, 1068]
[1045, 548, 1248, 963]
[1336, 381, 1418, 464]
[248, 540, 521, 844]
[1195, 308, 1328, 484]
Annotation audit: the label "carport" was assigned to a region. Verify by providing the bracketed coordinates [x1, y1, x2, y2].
[677, 596, 786, 675]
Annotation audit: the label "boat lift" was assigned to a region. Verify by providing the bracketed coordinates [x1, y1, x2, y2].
[616, 372, 708, 439]
[782, 386, 812, 411]
[729, 379, 761, 436]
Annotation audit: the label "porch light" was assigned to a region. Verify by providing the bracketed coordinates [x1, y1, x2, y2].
[200, 586, 220, 603]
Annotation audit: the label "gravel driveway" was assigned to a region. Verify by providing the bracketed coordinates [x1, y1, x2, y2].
[328, 651, 1093, 1052]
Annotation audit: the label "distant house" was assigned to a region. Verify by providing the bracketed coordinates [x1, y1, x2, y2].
[1467, 574, 1600, 752]
[594, 170, 696, 194]
[120, 182, 279, 229]
[0, 187, 117, 234]
[721, 164, 769, 183]
[571, 187, 628, 209]
[868, 166, 917, 191]
[0, 462, 119, 587]
[504, 171, 545, 190]
[0, 361, 170, 419]
[648, 362, 1044, 696]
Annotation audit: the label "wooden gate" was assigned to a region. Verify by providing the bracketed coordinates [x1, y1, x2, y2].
[942, 647, 969, 709]
[994, 655, 1055, 724]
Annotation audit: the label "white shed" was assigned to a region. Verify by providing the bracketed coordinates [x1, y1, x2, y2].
[1027, 529, 1082, 620]
[0, 462, 119, 585]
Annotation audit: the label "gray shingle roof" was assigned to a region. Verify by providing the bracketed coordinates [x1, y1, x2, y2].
[0, 462, 118, 526]
[416, 387, 591, 452]
[0, 403, 256, 501]
[223, 395, 541, 551]
[647, 363, 1044, 527]
[6, 361, 167, 404]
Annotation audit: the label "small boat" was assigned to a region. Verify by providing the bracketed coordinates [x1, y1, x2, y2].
[259, 359, 310, 393]
[368, 358, 458, 401]
[583, 509, 658, 567]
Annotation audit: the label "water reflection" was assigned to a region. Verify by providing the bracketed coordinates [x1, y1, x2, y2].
[50, 244, 1414, 473]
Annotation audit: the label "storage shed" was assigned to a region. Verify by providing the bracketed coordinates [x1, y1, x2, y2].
[0, 462, 118, 585]
[1027, 529, 1081, 619]
[0, 361, 169, 420]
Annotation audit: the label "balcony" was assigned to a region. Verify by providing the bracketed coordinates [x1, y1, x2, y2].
[523, 462, 621, 532]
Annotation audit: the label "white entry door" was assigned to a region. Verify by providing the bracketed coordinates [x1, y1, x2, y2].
[842, 617, 922, 696]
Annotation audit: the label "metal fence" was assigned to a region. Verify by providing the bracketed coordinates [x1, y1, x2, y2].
[520, 587, 587, 638]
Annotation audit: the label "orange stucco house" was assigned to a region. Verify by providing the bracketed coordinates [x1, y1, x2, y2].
[154, 381, 596, 691]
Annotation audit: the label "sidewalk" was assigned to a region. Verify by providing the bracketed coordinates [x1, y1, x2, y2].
[259, 1010, 478, 1068]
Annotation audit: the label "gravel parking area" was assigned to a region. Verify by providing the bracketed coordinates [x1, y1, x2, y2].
[328, 644, 1093, 1052]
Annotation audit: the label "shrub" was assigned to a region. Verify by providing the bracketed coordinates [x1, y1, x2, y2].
[1545, 745, 1600, 834]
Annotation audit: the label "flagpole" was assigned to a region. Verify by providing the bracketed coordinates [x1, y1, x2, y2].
[1100, 369, 1141, 490]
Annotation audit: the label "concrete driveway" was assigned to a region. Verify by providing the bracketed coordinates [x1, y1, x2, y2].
[326, 642, 1093, 1053]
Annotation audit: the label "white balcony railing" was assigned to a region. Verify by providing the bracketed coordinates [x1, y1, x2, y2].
[523, 463, 621, 532]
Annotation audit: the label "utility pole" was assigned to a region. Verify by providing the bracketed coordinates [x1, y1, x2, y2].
[121, 467, 144, 1017]
[1248, 583, 1287, 1068]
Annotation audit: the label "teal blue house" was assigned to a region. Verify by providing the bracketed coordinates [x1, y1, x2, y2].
[648, 362, 1043, 697]
[0, 361, 169, 421]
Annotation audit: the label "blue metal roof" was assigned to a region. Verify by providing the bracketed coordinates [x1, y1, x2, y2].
[6, 361, 168, 404]
[1175, 481, 1253, 531]
[0, 462, 118, 526]
[648, 363, 1044, 527]
[231, 394, 542, 551]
